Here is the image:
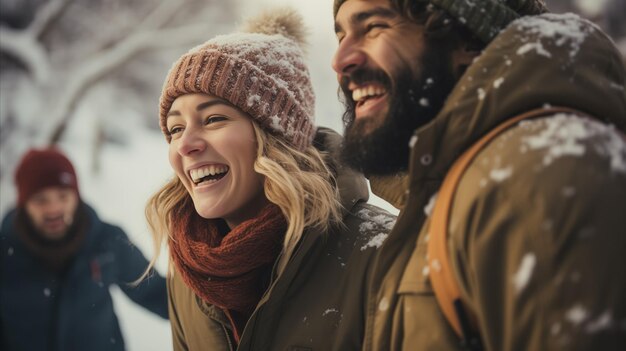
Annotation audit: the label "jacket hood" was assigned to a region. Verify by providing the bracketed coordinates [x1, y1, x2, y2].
[314, 127, 369, 215]
[406, 13, 626, 186]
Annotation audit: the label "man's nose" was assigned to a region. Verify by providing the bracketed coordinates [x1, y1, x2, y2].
[332, 37, 366, 76]
[43, 200, 64, 216]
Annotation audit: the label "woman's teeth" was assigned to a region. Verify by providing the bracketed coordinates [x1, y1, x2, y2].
[190, 165, 229, 184]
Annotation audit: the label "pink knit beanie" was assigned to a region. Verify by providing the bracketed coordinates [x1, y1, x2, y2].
[159, 8, 315, 150]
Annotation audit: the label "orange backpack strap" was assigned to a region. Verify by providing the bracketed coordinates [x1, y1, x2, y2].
[427, 106, 584, 349]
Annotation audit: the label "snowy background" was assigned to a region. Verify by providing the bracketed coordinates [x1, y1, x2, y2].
[0, 0, 624, 350]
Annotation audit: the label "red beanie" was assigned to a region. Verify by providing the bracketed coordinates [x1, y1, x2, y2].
[14, 148, 80, 206]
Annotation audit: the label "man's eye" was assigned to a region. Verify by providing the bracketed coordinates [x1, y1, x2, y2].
[204, 115, 228, 125]
[366, 23, 388, 33]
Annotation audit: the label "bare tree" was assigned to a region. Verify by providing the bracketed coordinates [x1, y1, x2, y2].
[0, 0, 236, 179]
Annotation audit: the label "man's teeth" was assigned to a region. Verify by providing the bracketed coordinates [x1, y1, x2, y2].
[352, 86, 386, 102]
[190, 165, 229, 183]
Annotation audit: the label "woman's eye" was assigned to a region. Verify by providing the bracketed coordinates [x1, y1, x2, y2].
[168, 126, 184, 135]
[204, 115, 228, 125]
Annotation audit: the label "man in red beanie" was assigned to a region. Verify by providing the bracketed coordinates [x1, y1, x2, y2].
[1, 147, 168, 351]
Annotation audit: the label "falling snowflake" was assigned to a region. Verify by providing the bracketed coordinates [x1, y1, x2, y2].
[512, 253, 536, 293]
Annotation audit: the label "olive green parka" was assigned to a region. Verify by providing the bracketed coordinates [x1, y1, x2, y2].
[364, 13, 626, 351]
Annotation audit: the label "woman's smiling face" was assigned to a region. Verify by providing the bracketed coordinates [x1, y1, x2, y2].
[166, 93, 268, 228]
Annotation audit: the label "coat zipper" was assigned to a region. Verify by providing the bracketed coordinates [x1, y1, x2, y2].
[49, 275, 65, 351]
[221, 323, 235, 351]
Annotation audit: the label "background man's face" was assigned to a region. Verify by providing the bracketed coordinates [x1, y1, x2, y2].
[333, 0, 456, 175]
[25, 187, 79, 240]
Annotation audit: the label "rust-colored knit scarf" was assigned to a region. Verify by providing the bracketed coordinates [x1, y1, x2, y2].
[169, 199, 286, 317]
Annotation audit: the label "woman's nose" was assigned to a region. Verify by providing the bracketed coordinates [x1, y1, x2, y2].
[177, 128, 206, 156]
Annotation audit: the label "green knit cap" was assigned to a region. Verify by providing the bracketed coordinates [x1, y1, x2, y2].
[333, 0, 548, 43]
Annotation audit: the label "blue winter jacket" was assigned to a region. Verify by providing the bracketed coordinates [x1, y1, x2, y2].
[0, 203, 168, 351]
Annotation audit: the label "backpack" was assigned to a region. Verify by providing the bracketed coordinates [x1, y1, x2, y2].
[427, 106, 588, 351]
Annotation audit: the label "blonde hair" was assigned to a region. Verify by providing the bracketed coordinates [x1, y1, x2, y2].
[142, 121, 342, 280]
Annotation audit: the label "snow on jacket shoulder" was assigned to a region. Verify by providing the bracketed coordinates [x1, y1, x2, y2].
[0, 203, 168, 351]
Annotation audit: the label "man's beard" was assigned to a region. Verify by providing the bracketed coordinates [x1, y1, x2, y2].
[340, 44, 457, 176]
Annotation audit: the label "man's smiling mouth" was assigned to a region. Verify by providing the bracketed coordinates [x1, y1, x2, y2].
[352, 84, 387, 107]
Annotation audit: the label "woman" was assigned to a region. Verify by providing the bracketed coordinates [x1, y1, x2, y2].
[146, 8, 396, 351]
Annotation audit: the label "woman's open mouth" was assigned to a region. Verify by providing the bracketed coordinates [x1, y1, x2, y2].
[190, 165, 229, 186]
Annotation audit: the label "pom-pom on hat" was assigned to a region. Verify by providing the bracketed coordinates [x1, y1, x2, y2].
[15, 148, 79, 206]
[159, 7, 315, 150]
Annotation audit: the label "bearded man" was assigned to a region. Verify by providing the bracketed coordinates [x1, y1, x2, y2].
[332, 0, 626, 350]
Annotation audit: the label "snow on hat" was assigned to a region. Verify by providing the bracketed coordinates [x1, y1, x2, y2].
[333, 0, 549, 43]
[159, 7, 315, 150]
[15, 148, 79, 206]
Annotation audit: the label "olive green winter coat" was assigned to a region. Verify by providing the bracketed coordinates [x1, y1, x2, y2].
[167, 128, 396, 351]
[364, 13, 626, 351]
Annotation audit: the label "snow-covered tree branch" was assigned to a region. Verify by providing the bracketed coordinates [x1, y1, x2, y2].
[47, 22, 218, 144]
[0, 0, 235, 182]
[0, 26, 51, 83]
[27, 0, 74, 38]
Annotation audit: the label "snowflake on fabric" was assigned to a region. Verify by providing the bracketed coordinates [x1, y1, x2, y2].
[513, 13, 597, 60]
